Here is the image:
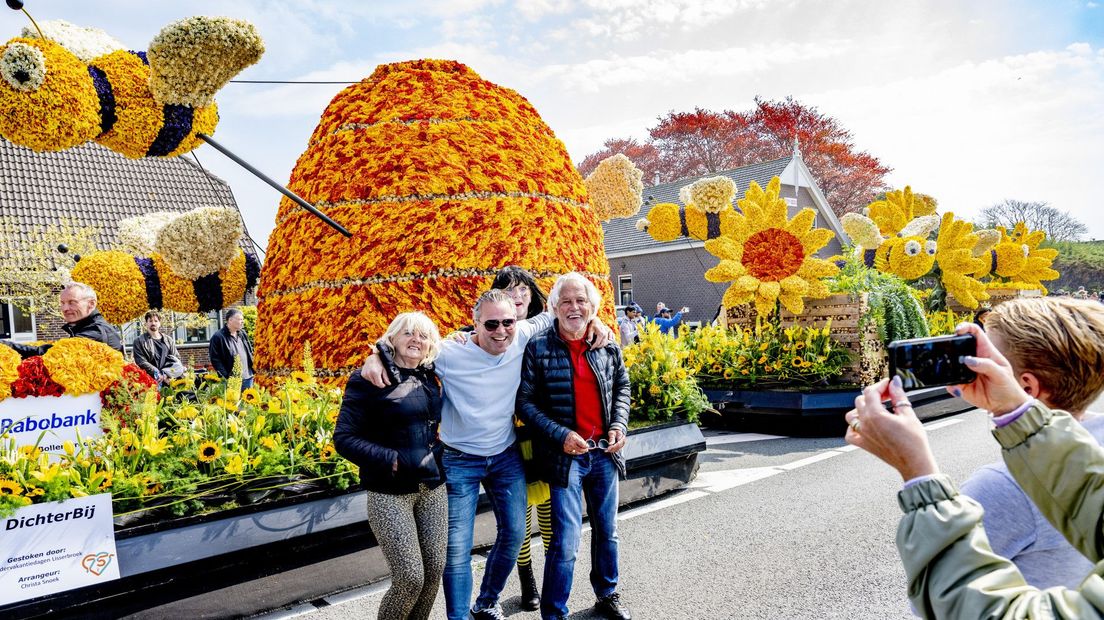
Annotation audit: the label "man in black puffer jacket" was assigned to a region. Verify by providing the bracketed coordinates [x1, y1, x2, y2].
[516, 273, 632, 620]
[3, 282, 123, 358]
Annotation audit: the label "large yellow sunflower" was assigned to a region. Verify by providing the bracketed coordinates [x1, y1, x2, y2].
[704, 177, 838, 316]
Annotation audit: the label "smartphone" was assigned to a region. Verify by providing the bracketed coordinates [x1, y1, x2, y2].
[887, 334, 977, 390]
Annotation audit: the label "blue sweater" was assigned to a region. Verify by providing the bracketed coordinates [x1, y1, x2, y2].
[651, 311, 683, 335]
[960, 413, 1104, 589]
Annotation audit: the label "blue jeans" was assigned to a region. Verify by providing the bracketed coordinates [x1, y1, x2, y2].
[542, 451, 620, 619]
[441, 444, 528, 620]
[241, 376, 254, 389]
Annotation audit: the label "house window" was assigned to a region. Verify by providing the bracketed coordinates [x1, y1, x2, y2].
[618, 275, 633, 306]
[177, 311, 221, 344]
[1, 299, 36, 342]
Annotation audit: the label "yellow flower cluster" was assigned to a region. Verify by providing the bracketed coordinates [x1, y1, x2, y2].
[682, 321, 850, 388]
[146, 16, 265, 108]
[688, 176, 737, 214]
[94, 50, 164, 158]
[255, 59, 615, 382]
[0, 344, 20, 400]
[704, 177, 837, 316]
[865, 186, 935, 237]
[41, 338, 124, 395]
[70, 250, 148, 324]
[0, 38, 100, 152]
[935, 212, 989, 309]
[584, 154, 644, 221]
[621, 324, 710, 424]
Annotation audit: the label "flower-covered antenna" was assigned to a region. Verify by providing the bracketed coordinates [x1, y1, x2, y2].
[6, 0, 45, 40]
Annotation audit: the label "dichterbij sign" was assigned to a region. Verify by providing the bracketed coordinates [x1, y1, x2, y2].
[0, 493, 119, 605]
[0, 393, 103, 457]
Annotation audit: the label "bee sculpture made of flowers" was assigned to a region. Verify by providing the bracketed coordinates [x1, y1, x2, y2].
[841, 186, 943, 280]
[0, 17, 263, 157]
[69, 207, 260, 324]
[970, 222, 1060, 293]
[635, 176, 741, 243]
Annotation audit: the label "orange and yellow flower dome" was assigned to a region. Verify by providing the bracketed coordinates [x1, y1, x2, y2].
[255, 59, 614, 383]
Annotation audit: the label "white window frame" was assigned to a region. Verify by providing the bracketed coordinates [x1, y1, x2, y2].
[2, 299, 37, 342]
[618, 274, 633, 306]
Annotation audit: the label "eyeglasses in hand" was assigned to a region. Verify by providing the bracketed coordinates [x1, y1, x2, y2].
[481, 318, 516, 331]
[585, 438, 610, 451]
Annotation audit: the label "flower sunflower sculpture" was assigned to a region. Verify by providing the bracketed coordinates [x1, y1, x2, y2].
[703, 176, 838, 316]
[934, 212, 989, 309]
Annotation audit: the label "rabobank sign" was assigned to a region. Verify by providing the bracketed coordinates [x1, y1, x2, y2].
[0, 393, 103, 454]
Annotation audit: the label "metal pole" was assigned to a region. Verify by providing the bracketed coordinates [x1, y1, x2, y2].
[196, 133, 352, 238]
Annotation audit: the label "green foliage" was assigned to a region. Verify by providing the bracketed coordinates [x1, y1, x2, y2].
[682, 321, 851, 389]
[621, 324, 710, 425]
[239, 305, 258, 340]
[1048, 240, 1104, 291]
[829, 251, 929, 344]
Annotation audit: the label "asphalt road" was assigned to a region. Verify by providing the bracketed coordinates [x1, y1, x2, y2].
[260, 408, 1004, 620]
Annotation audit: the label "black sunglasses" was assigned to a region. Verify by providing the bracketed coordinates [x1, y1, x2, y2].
[480, 318, 517, 331]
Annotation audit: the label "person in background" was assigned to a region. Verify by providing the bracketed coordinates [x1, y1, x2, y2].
[132, 310, 184, 385]
[208, 307, 254, 388]
[490, 265, 553, 612]
[518, 273, 632, 620]
[845, 321, 1104, 618]
[335, 312, 446, 620]
[652, 303, 688, 335]
[959, 297, 1104, 588]
[617, 303, 644, 347]
[3, 282, 123, 357]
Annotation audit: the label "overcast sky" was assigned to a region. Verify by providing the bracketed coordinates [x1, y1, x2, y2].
[11, 0, 1104, 250]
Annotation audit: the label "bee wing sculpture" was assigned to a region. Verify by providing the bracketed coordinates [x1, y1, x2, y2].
[0, 17, 263, 157]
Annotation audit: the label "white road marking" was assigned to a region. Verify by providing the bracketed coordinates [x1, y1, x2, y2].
[923, 418, 964, 432]
[617, 490, 711, 521]
[705, 432, 785, 446]
[776, 451, 843, 471]
[688, 467, 781, 493]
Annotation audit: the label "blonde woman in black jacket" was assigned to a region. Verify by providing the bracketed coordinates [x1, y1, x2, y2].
[334, 312, 446, 620]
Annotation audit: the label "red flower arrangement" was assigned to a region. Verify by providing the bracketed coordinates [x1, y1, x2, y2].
[10, 356, 66, 398]
[101, 363, 158, 429]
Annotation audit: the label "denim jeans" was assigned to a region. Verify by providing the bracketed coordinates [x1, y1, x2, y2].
[241, 376, 254, 389]
[542, 451, 620, 619]
[441, 444, 528, 620]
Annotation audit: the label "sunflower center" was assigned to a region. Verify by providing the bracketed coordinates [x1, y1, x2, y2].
[742, 228, 805, 281]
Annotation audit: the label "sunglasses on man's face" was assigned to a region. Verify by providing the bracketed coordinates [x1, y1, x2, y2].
[480, 318, 517, 331]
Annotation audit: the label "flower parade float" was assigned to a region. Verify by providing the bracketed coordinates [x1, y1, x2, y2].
[628, 178, 1031, 433]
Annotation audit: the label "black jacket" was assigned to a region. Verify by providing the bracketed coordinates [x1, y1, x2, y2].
[516, 320, 631, 488]
[3, 310, 122, 359]
[133, 332, 181, 378]
[334, 346, 444, 495]
[207, 326, 253, 379]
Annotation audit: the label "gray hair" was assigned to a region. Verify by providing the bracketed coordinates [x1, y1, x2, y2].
[548, 273, 601, 321]
[224, 307, 243, 322]
[473, 289, 514, 323]
[62, 281, 97, 302]
[382, 312, 442, 366]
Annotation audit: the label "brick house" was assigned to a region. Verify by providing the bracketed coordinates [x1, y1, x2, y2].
[0, 138, 259, 369]
[601, 153, 850, 326]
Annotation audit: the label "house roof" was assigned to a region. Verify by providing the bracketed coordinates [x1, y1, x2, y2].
[601, 155, 846, 257]
[0, 138, 248, 263]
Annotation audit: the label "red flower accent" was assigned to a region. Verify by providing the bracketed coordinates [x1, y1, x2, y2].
[11, 357, 65, 398]
[742, 228, 806, 281]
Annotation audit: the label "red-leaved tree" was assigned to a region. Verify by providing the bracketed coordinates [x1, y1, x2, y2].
[578, 98, 890, 216]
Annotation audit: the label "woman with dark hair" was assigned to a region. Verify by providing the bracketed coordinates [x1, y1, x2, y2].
[489, 265, 553, 611]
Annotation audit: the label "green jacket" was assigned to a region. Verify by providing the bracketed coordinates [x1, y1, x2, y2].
[899, 402, 1104, 619]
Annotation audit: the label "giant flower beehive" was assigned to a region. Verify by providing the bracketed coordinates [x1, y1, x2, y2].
[255, 60, 614, 382]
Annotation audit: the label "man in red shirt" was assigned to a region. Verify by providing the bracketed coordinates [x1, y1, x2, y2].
[516, 273, 632, 620]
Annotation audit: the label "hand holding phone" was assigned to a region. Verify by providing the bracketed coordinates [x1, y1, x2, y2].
[887, 334, 977, 391]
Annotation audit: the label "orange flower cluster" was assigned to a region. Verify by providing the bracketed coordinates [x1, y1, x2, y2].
[256, 60, 614, 383]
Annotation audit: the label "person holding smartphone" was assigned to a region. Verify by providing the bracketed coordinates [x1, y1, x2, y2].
[958, 297, 1104, 588]
[845, 321, 1104, 618]
[517, 273, 632, 620]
